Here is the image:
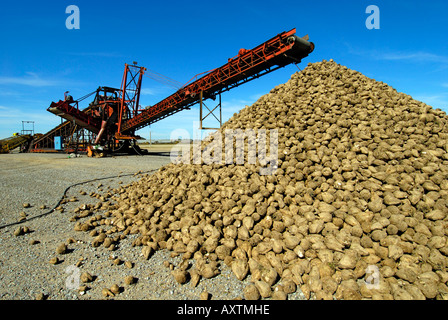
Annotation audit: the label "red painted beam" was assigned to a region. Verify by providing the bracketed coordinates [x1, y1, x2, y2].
[121, 28, 314, 133]
[48, 100, 102, 134]
[46, 29, 314, 140]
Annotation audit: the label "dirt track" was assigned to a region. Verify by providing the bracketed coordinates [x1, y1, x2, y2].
[0, 150, 300, 300]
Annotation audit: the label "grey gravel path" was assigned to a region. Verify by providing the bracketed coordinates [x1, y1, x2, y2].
[0, 152, 305, 300]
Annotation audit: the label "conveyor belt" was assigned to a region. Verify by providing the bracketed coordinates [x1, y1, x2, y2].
[45, 28, 314, 142]
[121, 28, 314, 133]
[0, 134, 32, 153]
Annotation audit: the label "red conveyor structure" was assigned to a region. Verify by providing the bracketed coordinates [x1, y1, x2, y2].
[45, 28, 314, 154]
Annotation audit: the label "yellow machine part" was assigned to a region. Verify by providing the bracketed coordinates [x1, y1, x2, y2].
[0, 134, 32, 153]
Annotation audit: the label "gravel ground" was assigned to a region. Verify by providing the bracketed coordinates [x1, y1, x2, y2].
[0, 151, 306, 300]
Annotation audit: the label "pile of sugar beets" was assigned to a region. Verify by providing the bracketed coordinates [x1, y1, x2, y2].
[74, 60, 448, 300]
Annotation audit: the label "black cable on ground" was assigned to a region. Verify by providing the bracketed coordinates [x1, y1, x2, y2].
[0, 169, 158, 230]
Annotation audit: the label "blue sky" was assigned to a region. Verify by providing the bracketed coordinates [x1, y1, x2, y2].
[0, 0, 447, 140]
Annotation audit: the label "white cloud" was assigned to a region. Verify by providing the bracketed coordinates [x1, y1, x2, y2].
[375, 51, 448, 64]
[140, 88, 159, 95]
[0, 89, 22, 97]
[0, 72, 59, 87]
[0, 105, 60, 134]
[344, 43, 448, 66]
[139, 86, 177, 101]
[249, 93, 265, 101]
[62, 51, 124, 58]
[0, 112, 58, 127]
[413, 94, 448, 111]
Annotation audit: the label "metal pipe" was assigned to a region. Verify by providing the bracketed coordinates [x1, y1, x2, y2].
[94, 120, 107, 144]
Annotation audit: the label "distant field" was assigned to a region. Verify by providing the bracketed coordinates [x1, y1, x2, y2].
[138, 143, 190, 153]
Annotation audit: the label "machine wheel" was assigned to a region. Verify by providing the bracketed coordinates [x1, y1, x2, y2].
[87, 145, 107, 158]
[110, 140, 135, 154]
[87, 146, 94, 157]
